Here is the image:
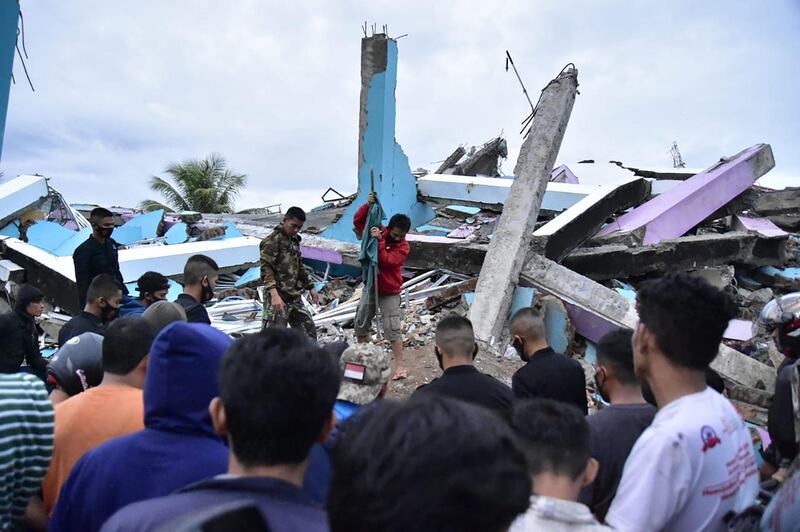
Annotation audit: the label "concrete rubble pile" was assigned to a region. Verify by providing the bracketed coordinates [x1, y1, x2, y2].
[0, 32, 797, 446]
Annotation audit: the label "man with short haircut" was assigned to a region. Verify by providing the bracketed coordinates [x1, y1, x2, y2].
[102, 327, 340, 532]
[73, 207, 127, 309]
[606, 273, 759, 532]
[0, 284, 48, 376]
[43, 317, 154, 514]
[328, 397, 531, 531]
[510, 307, 588, 414]
[413, 315, 513, 420]
[120, 271, 170, 317]
[511, 399, 610, 531]
[58, 274, 123, 345]
[175, 254, 218, 324]
[353, 192, 411, 379]
[259, 206, 319, 339]
[579, 329, 656, 521]
[51, 322, 232, 532]
[0, 373, 54, 530]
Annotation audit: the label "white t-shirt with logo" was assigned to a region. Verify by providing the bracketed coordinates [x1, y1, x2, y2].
[606, 387, 759, 532]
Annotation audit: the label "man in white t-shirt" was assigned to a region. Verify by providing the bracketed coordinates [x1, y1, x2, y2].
[606, 272, 759, 532]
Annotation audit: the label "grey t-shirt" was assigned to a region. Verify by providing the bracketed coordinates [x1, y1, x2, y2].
[580, 403, 656, 520]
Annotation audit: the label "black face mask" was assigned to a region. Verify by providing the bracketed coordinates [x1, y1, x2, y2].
[100, 302, 119, 323]
[96, 226, 114, 239]
[512, 338, 526, 361]
[200, 278, 215, 303]
[434, 347, 444, 371]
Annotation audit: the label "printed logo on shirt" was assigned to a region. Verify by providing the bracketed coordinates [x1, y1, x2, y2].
[700, 425, 722, 452]
[344, 363, 366, 382]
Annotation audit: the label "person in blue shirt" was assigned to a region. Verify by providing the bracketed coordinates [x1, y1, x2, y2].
[118, 272, 170, 317]
[50, 322, 232, 532]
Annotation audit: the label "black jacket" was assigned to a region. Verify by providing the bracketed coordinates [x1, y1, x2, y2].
[175, 294, 211, 324]
[413, 365, 514, 421]
[58, 311, 105, 345]
[0, 285, 48, 374]
[72, 235, 127, 309]
[512, 347, 589, 414]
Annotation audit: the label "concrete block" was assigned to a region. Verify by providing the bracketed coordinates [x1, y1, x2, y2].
[0, 175, 49, 230]
[0, 258, 24, 283]
[732, 215, 788, 238]
[753, 266, 800, 291]
[519, 253, 775, 391]
[596, 144, 775, 244]
[468, 66, 579, 346]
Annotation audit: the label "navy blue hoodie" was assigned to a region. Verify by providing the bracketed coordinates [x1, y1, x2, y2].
[50, 322, 233, 532]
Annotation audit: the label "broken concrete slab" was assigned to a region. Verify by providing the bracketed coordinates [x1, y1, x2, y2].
[537, 295, 574, 354]
[532, 178, 651, 262]
[425, 278, 479, 311]
[562, 231, 787, 281]
[468, 66, 579, 346]
[418, 174, 600, 213]
[752, 266, 800, 291]
[0, 175, 49, 230]
[519, 253, 776, 391]
[596, 144, 776, 244]
[732, 215, 788, 238]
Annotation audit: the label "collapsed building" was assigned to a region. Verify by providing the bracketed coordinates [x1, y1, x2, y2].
[0, 32, 798, 431]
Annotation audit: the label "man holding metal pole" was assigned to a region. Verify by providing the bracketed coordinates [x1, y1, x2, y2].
[353, 191, 411, 380]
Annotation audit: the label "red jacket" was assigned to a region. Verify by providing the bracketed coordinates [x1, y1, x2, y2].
[353, 203, 410, 296]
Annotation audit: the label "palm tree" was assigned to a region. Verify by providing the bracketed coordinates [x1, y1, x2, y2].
[140, 154, 247, 213]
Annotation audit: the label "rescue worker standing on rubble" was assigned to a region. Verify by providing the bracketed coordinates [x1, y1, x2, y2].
[72, 207, 128, 309]
[353, 192, 411, 380]
[259, 206, 320, 340]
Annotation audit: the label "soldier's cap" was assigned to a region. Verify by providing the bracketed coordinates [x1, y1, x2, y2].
[337, 344, 392, 406]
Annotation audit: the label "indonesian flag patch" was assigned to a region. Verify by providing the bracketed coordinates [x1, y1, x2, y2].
[344, 363, 366, 382]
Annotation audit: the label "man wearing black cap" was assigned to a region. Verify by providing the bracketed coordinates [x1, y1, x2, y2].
[0, 284, 49, 377]
[120, 271, 170, 317]
[72, 207, 128, 309]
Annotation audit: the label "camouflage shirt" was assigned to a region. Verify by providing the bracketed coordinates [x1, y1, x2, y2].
[260, 226, 313, 300]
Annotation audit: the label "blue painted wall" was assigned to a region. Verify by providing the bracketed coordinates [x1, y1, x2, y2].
[321, 39, 434, 243]
[0, 2, 18, 162]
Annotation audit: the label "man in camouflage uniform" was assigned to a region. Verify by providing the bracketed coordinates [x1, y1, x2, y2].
[260, 206, 320, 339]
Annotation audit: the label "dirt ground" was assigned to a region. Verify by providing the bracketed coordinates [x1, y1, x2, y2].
[386, 344, 525, 399]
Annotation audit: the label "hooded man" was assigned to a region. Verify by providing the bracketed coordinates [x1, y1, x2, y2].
[0, 284, 48, 376]
[50, 322, 232, 532]
[73, 207, 128, 309]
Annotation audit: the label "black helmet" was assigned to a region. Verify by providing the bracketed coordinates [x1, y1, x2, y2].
[47, 332, 104, 396]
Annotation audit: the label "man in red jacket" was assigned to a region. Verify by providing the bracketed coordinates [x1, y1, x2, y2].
[353, 192, 411, 380]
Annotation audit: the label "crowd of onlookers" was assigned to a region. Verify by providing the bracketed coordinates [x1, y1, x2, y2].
[0, 206, 799, 531]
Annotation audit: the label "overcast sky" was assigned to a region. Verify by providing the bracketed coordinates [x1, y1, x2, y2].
[2, 1, 798, 211]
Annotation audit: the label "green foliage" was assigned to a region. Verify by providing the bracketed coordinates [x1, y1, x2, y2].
[140, 154, 247, 213]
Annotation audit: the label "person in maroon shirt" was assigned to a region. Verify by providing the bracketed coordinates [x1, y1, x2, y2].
[353, 192, 411, 379]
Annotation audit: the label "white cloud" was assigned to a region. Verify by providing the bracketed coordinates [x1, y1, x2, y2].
[2, 0, 798, 212]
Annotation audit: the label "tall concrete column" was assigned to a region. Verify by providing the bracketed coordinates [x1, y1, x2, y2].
[321, 34, 433, 243]
[468, 67, 579, 346]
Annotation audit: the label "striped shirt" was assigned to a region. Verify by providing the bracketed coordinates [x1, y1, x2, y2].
[0, 374, 54, 530]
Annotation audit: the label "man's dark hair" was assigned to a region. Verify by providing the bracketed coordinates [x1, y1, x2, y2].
[328, 397, 531, 532]
[136, 271, 169, 297]
[637, 272, 736, 370]
[89, 207, 114, 223]
[183, 255, 219, 286]
[513, 398, 590, 480]
[387, 213, 411, 233]
[219, 328, 339, 467]
[435, 314, 475, 358]
[597, 329, 638, 385]
[86, 274, 122, 303]
[284, 206, 306, 223]
[102, 317, 155, 375]
[510, 306, 546, 340]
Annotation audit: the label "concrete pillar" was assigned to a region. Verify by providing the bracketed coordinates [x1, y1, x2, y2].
[321, 34, 433, 243]
[468, 67, 579, 346]
[0, 2, 19, 162]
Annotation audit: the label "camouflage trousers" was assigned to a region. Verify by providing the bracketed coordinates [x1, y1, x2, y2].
[262, 292, 317, 340]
